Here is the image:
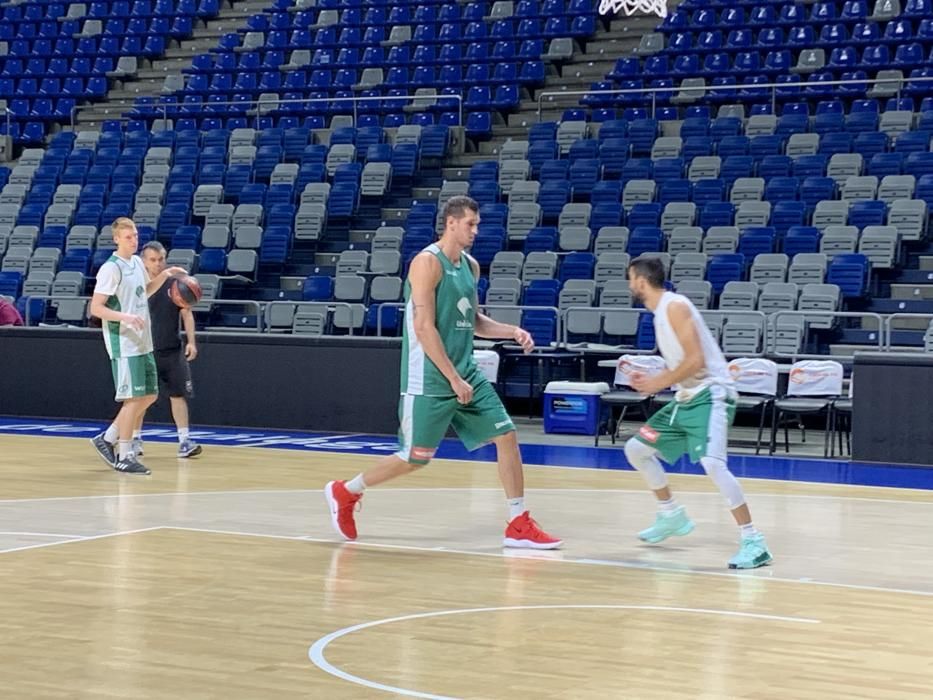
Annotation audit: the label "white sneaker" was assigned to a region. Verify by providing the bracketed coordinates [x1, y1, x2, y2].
[177, 440, 202, 458]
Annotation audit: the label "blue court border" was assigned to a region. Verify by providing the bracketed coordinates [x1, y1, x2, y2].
[2, 416, 933, 491]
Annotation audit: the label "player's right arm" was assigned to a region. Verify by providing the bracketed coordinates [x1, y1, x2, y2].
[409, 252, 473, 404]
[146, 266, 187, 297]
[89, 262, 145, 331]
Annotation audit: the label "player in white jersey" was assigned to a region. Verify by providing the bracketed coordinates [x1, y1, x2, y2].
[89, 218, 185, 475]
[623, 256, 772, 569]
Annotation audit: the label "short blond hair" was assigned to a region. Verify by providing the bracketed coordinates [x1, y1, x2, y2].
[111, 217, 137, 236]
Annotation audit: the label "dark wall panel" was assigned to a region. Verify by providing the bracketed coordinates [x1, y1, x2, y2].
[0, 329, 402, 434]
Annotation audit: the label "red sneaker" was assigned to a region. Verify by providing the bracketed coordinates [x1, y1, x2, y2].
[503, 511, 562, 550]
[324, 480, 362, 540]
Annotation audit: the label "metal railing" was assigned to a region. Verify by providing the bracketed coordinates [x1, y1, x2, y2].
[769, 310, 885, 360]
[195, 298, 264, 332]
[480, 304, 563, 349]
[265, 300, 364, 335]
[700, 309, 770, 357]
[372, 301, 406, 337]
[21, 294, 90, 327]
[71, 93, 464, 131]
[883, 313, 933, 350]
[560, 305, 656, 352]
[536, 74, 933, 121]
[14, 293, 927, 355]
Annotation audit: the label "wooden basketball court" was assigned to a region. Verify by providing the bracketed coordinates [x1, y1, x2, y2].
[2, 433, 931, 698]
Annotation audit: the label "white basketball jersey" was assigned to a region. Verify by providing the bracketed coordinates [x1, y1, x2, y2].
[94, 254, 153, 359]
[653, 291, 733, 401]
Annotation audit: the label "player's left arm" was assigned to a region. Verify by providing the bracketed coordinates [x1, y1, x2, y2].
[468, 256, 535, 353]
[634, 302, 706, 394]
[181, 307, 198, 361]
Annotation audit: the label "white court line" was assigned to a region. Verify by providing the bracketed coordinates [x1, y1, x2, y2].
[0, 531, 86, 539]
[1, 486, 931, 507]
[308, 604, 820, 700]
[0, 526, 165, 555]
[162, 525, 933, 598]
[0, 488, 310, 505]
[228, 433, 368, 448]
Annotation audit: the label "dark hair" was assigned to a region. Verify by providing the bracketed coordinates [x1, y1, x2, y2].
[628, 255, 666, 288]
[141, 241, 166, 256]
[442, 195, 479, 225]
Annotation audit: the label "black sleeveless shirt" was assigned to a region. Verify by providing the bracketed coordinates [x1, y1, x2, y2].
[148, 280, 182, 352]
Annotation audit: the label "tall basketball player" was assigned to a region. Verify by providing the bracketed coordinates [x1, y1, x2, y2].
[324, 196, 561, 549]
[624, 256, 773, 569]
[88, 218, 185, 474]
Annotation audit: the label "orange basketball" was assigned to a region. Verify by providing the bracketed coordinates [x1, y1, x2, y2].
[167, 275, 203, 309]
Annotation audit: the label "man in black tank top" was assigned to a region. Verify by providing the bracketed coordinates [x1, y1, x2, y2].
[137, 242, 202, 459]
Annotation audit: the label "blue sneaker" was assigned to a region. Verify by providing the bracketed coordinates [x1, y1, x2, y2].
[637, 506, 695, 544]
[728, 534, 773, 569]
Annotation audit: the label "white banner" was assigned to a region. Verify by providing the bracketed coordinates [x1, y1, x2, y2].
[727, 358, 778, 396]
[473, 350, 500, 384]
[615, 355, 667, 388]
[787, 360, 844, 397]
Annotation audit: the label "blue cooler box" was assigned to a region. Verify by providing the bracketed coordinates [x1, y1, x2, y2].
[543, 381, 611, 435]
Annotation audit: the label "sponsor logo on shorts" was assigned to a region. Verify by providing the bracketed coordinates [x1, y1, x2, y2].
[494, 420, 513, 430]
[411, 446, 435, 461]
[639, 426, 659, 443]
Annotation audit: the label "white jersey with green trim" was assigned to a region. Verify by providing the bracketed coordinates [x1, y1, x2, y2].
[94, 254, 153, 359]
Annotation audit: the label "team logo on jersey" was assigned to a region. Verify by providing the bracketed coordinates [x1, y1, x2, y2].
[456, 297, 473, 328]
[135, 285, 144, 297]
[457, 297, 472, 317]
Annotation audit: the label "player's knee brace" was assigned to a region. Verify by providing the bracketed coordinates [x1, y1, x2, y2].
[699, 456, 746, 509]
[624, 437, 668, 490]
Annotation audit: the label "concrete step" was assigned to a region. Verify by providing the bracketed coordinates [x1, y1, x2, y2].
[380, 208, 410, 224]
[412, 187, 442, 201]
[560, 60, 619, 80]
[507, 111, 563, 127]
[891, 283, 933, 300]
[442, 166, 473, 182]
[920, 256, 933, 271]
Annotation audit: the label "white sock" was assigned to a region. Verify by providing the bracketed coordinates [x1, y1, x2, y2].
[507, 497, 525, 521]
[658, 497, 679, 514]
[104, 423, 119, 443]
[118, 441, 132, 460]
[346, 474, 367, 494]
[178, 428, 190, 444]
[740, 523, 760, 539]
[132, 430, 142, 441]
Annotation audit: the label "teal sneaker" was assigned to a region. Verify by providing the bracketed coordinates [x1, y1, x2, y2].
[728, 534, 773, 570]
[637, 506, 695, 544]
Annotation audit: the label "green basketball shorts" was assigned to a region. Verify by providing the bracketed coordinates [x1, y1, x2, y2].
[111, 353, 158, 401]
[394, 380, 516, 465]
[633, 385, 736, 465]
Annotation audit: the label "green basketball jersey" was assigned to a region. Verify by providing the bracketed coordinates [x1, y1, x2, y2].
[400, 244, 480, 396]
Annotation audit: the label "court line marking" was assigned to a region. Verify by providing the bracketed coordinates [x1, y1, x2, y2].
[161, 525, 933, 598]
[4, 428, 933, 494]
[0, 531, 87, 539]
[307, 604, 820, 700]
[0, 526, 165, 555]
[1, 486, 932, 507]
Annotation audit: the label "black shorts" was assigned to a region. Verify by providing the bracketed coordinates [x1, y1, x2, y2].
[154, 348, 194, 399]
